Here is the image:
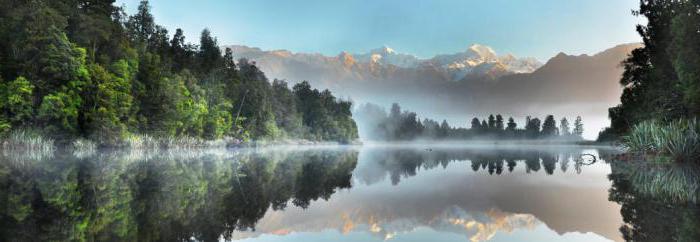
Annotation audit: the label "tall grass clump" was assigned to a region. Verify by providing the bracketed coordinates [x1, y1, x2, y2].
[124, 134, 160, 150]
[162, 136, 206, 149]
[623, 120, 661, 153]
[623, 119, 700, 163]
[163, 136, 234, 149]
[71, 138, 97, 158]
[1, 129, 55, 153]
[122, 134, 234, 150]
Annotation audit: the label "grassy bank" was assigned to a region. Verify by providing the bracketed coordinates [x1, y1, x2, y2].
[1, 129, 55, 153]
[622, 119, 699, 164]
[0, 130, 357, 157]
[0, 130, 239, 153]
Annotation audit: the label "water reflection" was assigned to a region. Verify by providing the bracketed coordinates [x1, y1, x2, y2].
[0, 148, 357, 241]
[246, 146, 622, 242]
[354, 146, 607, 186]
[607, 162, 700, 241]
[0, 146, 696, 241]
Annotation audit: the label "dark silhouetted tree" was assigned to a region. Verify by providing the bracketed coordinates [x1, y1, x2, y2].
[439, 119, 450, 138]
[495, 114, 504, 130]
[197, 29, 222, 74]
[573, 116, 584, 138]
[170, 28, 195, 71]
[471, 118, 481, 130]
[487, 114, 496, 129]
[126, 0, 155, 45]
[541, 115, 558, 137]
[525, 116, 541, 139]
[506, 117, 517, 131]
[560, 118, 570, 136]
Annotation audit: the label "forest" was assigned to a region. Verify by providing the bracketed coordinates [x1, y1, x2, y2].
[355, 103, 584, 141]
[600, 0, 700, 164]
[0, 0, 358, 146]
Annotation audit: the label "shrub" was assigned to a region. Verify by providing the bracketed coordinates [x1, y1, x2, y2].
[623, 119, 700, 163]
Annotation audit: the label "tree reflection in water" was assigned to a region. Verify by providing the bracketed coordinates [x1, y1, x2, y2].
[358, 147, 599, 186]
[608, 161, 700, 242]
[0, 147, 698, 241]
[0, 149, 357, 241]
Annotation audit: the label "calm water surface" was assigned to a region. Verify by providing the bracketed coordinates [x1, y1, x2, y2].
[1, 145, 698, 241]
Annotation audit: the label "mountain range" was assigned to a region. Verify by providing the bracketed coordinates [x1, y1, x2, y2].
[226, 43, 642, 139]
[228, 44, 541, 84]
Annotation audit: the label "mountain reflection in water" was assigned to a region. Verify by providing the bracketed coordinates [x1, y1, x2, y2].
[0, 145, 697, 242]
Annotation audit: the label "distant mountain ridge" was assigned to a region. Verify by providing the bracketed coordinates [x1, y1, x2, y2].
[226, 44, 542, 83]
[225, 43, 642, 139]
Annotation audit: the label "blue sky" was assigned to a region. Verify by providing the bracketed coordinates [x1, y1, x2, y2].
[116, 0, 643, 61]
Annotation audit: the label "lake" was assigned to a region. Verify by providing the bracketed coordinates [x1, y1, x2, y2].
[1, 144, 698, 241]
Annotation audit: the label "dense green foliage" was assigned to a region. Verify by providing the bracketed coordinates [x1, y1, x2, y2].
[0, 0, 357, 145]
[604, 0, 700, 139]
[355, 103, 584, 141]
[602, 1, 700, 163]
[623, 119, 700, 163]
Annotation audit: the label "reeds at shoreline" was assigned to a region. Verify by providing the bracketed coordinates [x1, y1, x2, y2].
[623, 119, 700, 163]
[1, 129, 55, 153]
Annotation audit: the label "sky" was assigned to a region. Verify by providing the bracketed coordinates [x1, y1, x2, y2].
[116, 0, 643, 61]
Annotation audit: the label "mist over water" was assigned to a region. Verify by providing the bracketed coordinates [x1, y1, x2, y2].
[352, 102, 610, 141]
[229, 43, 641, 140]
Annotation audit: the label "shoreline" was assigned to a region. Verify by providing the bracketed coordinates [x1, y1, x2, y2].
[2, 136, 619, 154]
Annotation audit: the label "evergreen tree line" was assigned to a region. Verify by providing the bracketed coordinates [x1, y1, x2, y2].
[0, 0, 358, 145]
[356, 103, 583, 141]
[600, 0, 700, 140]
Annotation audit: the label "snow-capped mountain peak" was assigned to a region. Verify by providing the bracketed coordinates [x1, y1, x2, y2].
[372, 45, 396, 55]
[225, 43, 542, 81]
[467, 44, 498, 61]
[423, 43, 541, 80]
[356, 46, 420, 68]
